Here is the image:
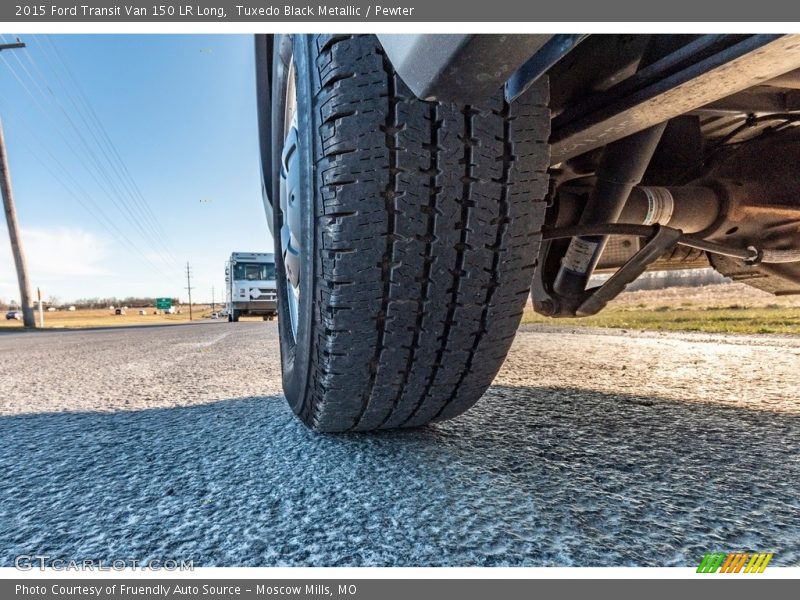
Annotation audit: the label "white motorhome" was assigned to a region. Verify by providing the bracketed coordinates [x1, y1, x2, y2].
[225, 252, 277, 322]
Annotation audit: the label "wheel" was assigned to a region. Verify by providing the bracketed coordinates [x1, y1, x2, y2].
[269, 34, 550, 432]
[227, 313, 233, 323]
[231, 309, 240, 322]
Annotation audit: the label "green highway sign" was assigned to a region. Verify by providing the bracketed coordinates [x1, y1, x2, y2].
[156, 297, 172, 309]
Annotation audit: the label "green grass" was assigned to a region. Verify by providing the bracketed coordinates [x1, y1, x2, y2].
[521, 305, 800, 335]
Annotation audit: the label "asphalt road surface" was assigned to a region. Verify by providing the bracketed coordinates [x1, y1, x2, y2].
[1, 322, 798, 566]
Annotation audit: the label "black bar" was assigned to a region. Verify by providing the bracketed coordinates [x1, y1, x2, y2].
[3, 579, 798, 600]
[5, 0, 800, 22]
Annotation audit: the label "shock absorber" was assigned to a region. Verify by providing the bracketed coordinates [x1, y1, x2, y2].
[552, 123, 668, 308]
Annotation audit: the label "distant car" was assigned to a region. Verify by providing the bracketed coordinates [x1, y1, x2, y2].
[115, 308, 125, 315]
[210, 312, 220, 319]
[5, 310, 21, 321]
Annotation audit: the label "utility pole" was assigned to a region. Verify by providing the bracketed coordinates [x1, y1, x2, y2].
[185, 262, 193, 320]
[37, 287, 44, 328]
[0, 119, 33, 327]
[0, 40, 34, 328]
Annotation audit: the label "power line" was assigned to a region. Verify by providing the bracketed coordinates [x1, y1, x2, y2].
[42, 37, 177, 247]
[0, 50, 161, 249]
[0, 89, 175, 280]
[21, 37, 172, 257]
[0, 56, 179, 289]
[31, 36, 180, 262]
[0, 39, 34, 328]
[0, 34, 180, 275]
[0, 94, 147, 253]
[6, 76, 171, 271]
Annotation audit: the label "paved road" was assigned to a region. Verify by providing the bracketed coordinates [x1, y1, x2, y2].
[1, 322, 798, 566]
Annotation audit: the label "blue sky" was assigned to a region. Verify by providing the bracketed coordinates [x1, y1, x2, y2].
[0, 34, 272, 304]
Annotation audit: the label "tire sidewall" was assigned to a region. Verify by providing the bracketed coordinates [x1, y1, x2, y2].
[271, 34, 316, 417]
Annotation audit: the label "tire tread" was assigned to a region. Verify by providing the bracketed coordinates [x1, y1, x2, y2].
[302, 34, 549, 431]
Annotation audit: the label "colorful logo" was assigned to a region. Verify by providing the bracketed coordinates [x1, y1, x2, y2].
[697, 552, 773, 573]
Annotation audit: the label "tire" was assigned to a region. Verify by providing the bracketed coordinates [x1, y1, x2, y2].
[231, 309, 240, 322]
[269, 34, 550, 432]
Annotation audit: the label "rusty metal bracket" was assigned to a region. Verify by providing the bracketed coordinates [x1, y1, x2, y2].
[575, 225, 683, 317]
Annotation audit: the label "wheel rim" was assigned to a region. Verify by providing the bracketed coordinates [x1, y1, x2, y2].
[280, 59, 301, 341]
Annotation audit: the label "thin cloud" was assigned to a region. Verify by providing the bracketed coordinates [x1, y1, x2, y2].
[0, 226, 110, 302]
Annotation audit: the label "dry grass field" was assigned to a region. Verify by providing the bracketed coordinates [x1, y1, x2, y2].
[5, 282, 800, 334]
[0, 305, 237, 329]
[522, 283, 800, 334]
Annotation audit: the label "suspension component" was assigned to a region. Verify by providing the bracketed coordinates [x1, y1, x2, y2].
[555, 185, 723, 235]
[575, 225, 683, 316]
[551, 124, 667, 310]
